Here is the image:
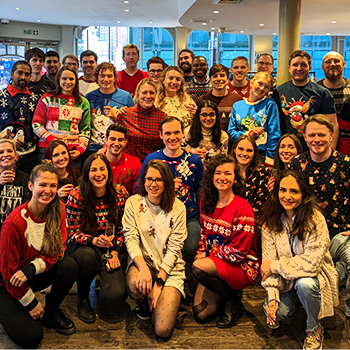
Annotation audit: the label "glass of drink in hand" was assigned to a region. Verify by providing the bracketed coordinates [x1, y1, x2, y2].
[265, 299, 279, 329]
[102, 223, 115, 260]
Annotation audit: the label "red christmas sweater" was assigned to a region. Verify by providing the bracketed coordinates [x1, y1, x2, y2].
[0, 201, 67, 310]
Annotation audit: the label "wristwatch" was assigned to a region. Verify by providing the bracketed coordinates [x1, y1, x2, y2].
[155, 277, 165, 287]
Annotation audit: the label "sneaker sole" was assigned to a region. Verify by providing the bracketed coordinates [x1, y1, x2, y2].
[136, 312, 151, 321]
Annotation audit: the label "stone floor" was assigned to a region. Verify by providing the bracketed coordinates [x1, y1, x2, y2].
[0, 280, 348, 349]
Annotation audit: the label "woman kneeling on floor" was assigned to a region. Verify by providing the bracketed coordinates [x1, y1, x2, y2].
[123, 159, 187, 338]
[259, 170, 338, 350]
[192, 154, 261, 328]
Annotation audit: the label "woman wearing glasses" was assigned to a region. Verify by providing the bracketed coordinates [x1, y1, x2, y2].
[183, 100, 228, 163]
[123, 159, 187, 338]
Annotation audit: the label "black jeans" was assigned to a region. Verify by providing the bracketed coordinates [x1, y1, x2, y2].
[0, 255, 78, 349]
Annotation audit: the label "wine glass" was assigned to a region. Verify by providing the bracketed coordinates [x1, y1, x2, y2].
[102, 223, 115, 260]
[265, 299, 279, 329]
[174, 169, 182, 197]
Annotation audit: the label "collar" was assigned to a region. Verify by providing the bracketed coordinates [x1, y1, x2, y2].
[136, 103, 156, 115]
[193, 75, 210, 85]
[79, 76, 95, 83]
[246, 95, 267, 105]
[123, 69, 139, 77]
[201, 126, 212, 137]
[7, 84, 31, 97]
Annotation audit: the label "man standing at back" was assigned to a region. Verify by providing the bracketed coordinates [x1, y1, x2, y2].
[228, 56, 251, 98]
[178, 49, 195, 82]
[277, 50, 338, 151]
[116, 44, 149, 97]
[318, 51, 350, 154]
[44, 51, 61, 84]
[79, 50, 99, 96]
[147, 56, 166, 85]
[256, 53, 276, 89]
[62, 54, 79, 73]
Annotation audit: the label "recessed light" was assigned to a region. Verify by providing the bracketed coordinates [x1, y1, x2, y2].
[259, 23, 264, 26]
[117, 20, 121, 23]
[36, 19, 41, 22]
[213, 10, 219, 13]
[202, 23, 207, 25]
[124, 0, 129, 3]
[331, 20, 337, 23]
[149, 21, 153, 24]
[240, 30, 244, 33]
[273, 32, 277, 35]
[15, 7, 20, 10]
[124, 9, 129, 12]
[326, 32, 331, 35]
[211, 27, 216, 30]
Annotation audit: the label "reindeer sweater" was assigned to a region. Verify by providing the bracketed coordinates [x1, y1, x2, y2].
[0, 201, 67, 311]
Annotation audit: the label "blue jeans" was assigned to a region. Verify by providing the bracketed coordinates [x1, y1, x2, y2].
[182, 217, 201, 263]
[265, 277, 321, 331]
[329, 232, 350, 317]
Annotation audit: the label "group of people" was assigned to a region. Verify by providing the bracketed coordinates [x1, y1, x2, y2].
[0, 43, 349, 350]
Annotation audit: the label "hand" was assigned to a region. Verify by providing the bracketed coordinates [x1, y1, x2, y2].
[194, 149, 206, 159]
[92, 234, 114, 248]
[194, 252, 206, 260]
[261, 260, 272, 281]
[264, 299, 278, 327]
[106, 251, 120, 271]
[9, 270, 27, 287]
[185, 103, 197, 117]
[97, 146, 106, 155]
[58, 184, 74, 198]
[148, 284, 162, 312]
[0, 170, 15, 185]
[104, 106, 119, 121]
[69, 150, 81, 160]
[119, 106, 128, 115]
[29, 301, 45, 320]
[174, 177, 182, 193]
[14, 138, 24, 150]
[136, 267, 153, 296]
[250, 127, 265, 137]
[267, 177, 275, 192]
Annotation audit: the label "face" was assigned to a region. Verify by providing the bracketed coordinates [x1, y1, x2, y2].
[97, 69, 115, 91]
[257, 55, 274, 74]
[11, 64, 31, 91]
[144, 167, 165, 202]
[179, 52, 193, 73]
[163, 70, 182, 95]
[278, 137, 299, 165]
[64, 58, 79, 72]
[89, 158, 109, 191]
[60, 70, 76, 95]
[0, 142, 16, 170]
[288, 56, 310, 85]
[199, 107, 216, 131]
[159, 120, 184, 152]
[304, 122, 333, 157]
[106, 130, 127, 157]
[210, 71, 228, 91]
[213, 163, 236, 193]
[278, 175, 302, 215]
[51, 144, 69, 170]
[322, 52, 345, 81]
[28, 171, 58, 207]
[148, 63, 164, 83]
[45, 56, 61, 75]
[123, 48, 139, 68]
[28, 55, 44, 75]
[81, 55, 97, 75]
[230, 59, 249, 83]
[192, 57, 208, 79]
[137, 83, 157, 109]
[234, 139, 255, 167]
[250, 76, 271, 102]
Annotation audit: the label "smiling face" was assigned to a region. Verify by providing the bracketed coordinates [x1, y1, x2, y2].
[59, 70, 76, 95]
[64, 57, 79, 72]
[288, 56, 310, 86]
[144, 167, 165, 204]
[179, 52, 193, 74]
[250, 76, 271, 102]
[163, 70, 183, 97]
[0, 142, 17, 171]
[28, 171, 58, 208]
[234, 138, 255, 167]
[28, 55, 44, 76]
[148, 63, 164, 83]
[97, 68, 115, 93]
[45, 56, 61, 76]
[159, 120, 184, 152]
[278, 137, 299, 167]
[123, 48, 139, 69]
[278, 175, 302, 217]
[192, 57, 208, 80]
[51, 144, 69, 170]
[199, 107, 217, 131]
[106, 130, 127, 158]
[304, 122, 333, 159]
[81, 55, 97, 76]
[230, 59, 249, 83]
[257, 55, 274, 74]
[89, 158, 109, 193]
[137, 83, 157, 110]
[210, 71, 228, 92]
[213, 162, 236, 194]
[322, 52, 345, 82]
[11, 64, 31, 91]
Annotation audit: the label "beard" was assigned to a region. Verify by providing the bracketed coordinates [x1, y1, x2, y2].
[325, 69, 342, 82]
[180, 63, 192, 74]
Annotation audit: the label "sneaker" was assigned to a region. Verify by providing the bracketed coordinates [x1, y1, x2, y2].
[135, 297, 151, 320]
[77, 297, 96, 323]
[42, 308, 76, 335]
[303, 324, 324, 350]
[344, 316, 350, 345]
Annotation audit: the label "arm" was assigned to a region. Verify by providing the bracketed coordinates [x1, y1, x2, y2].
[325, 113, 339, 149]
[76, 98, 91, 155]
[246, 167, 270, 214]
[227, 105, 246, 142]
[196, 213, 208, 256]
[131, 159, 142, 195]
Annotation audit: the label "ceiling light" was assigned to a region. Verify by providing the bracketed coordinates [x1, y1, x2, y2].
[259, 23, 264, 26]
[211, 27, 216, 30]
[326, 32, 331, 35]
[15, 7, 20, 10]
[240, 30, 244, 33]
[331, 20, 337, 23]
[124, 0, 129, 3]
[273, 32, 277, 35]
[213, 10, 219, 13]
[149, 21, 152, 24]
[202, 23, 207, 25]
[36, 19, 41, 22]
[124, 9, 129, 12]
[117, 20, 121, 23]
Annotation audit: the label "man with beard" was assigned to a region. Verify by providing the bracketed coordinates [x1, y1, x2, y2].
[318, 51, 350, 154]
[44, 51, 61, 84]
[79, 50, 99, 96]
[178, 49, 195, 82]
[0, 61, 39, 174]
[228, 56, 251, 98]
[185, 56, 212, 103]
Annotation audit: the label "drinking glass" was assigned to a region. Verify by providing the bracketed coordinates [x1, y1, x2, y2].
[102, 223, 115, 260]
[265, 299, 279, 329]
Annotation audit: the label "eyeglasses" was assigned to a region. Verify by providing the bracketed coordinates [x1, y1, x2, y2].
[200, 112, 216, 119]
[257, 62, 272, 67]
[148, 69, 163, 74]
[145, 177, 164, 185]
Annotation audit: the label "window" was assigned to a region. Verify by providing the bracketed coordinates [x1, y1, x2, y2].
[344, 37, 350, 78]
[219, 33, 249, 68]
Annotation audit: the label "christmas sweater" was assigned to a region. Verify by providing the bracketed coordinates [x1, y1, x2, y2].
[32, 92, 91, 154]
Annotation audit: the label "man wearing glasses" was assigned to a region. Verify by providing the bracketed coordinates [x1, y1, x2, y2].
[62, 54, 79, 73]
[256, 53, 276, 88]
[147, 57, 166, 85]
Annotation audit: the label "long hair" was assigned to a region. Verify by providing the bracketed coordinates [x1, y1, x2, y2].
[274, 134, 302, 170]
[29, 160, 62, 257]
[44, 139, 77, 186]
[231, 135, 260, 174]
[187, 100, 222, 148]
[52, 66, 82, 105]
[79, 153, 117, 229]
[200, 154, 244, 214]
[258, 169, 320, 241]
[156, 66, 187, 110]
[138, 159, 175, 213]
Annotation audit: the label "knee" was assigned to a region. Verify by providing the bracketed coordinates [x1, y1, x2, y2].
[73, 246, 100, 270]
[154, 324, 173, 339]
[13, 322, 43, 349]
[295, 277, 319, 297]
[57, 255, 79, 280]
[191, 265, 207, 283]
[100, 287, 125, 307]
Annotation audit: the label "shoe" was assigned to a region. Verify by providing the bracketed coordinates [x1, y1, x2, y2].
[216, 300, 244, 329]
[77, 297, 96, 323]
[344, 316, 350, 345]
[303, 324, 324, 350]
[42, 308, 76, 335]
[135, 297, 151, 320]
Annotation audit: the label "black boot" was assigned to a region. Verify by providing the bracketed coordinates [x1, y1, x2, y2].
[216, 290, 244, 329]
[77, 296, 96, 323]
[42, 307, 76, 335]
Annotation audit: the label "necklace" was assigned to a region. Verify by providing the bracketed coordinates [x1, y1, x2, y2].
[217, 193, 235, 208]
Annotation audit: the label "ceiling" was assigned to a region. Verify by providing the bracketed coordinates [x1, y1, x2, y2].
[1, 0, 350, 36]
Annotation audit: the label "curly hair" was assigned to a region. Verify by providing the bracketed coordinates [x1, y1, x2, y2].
[258, 169, 321, 241]
[94, 62, 117, 83]
[200, 154, 245, 214]
[273, 134, 302, 170]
